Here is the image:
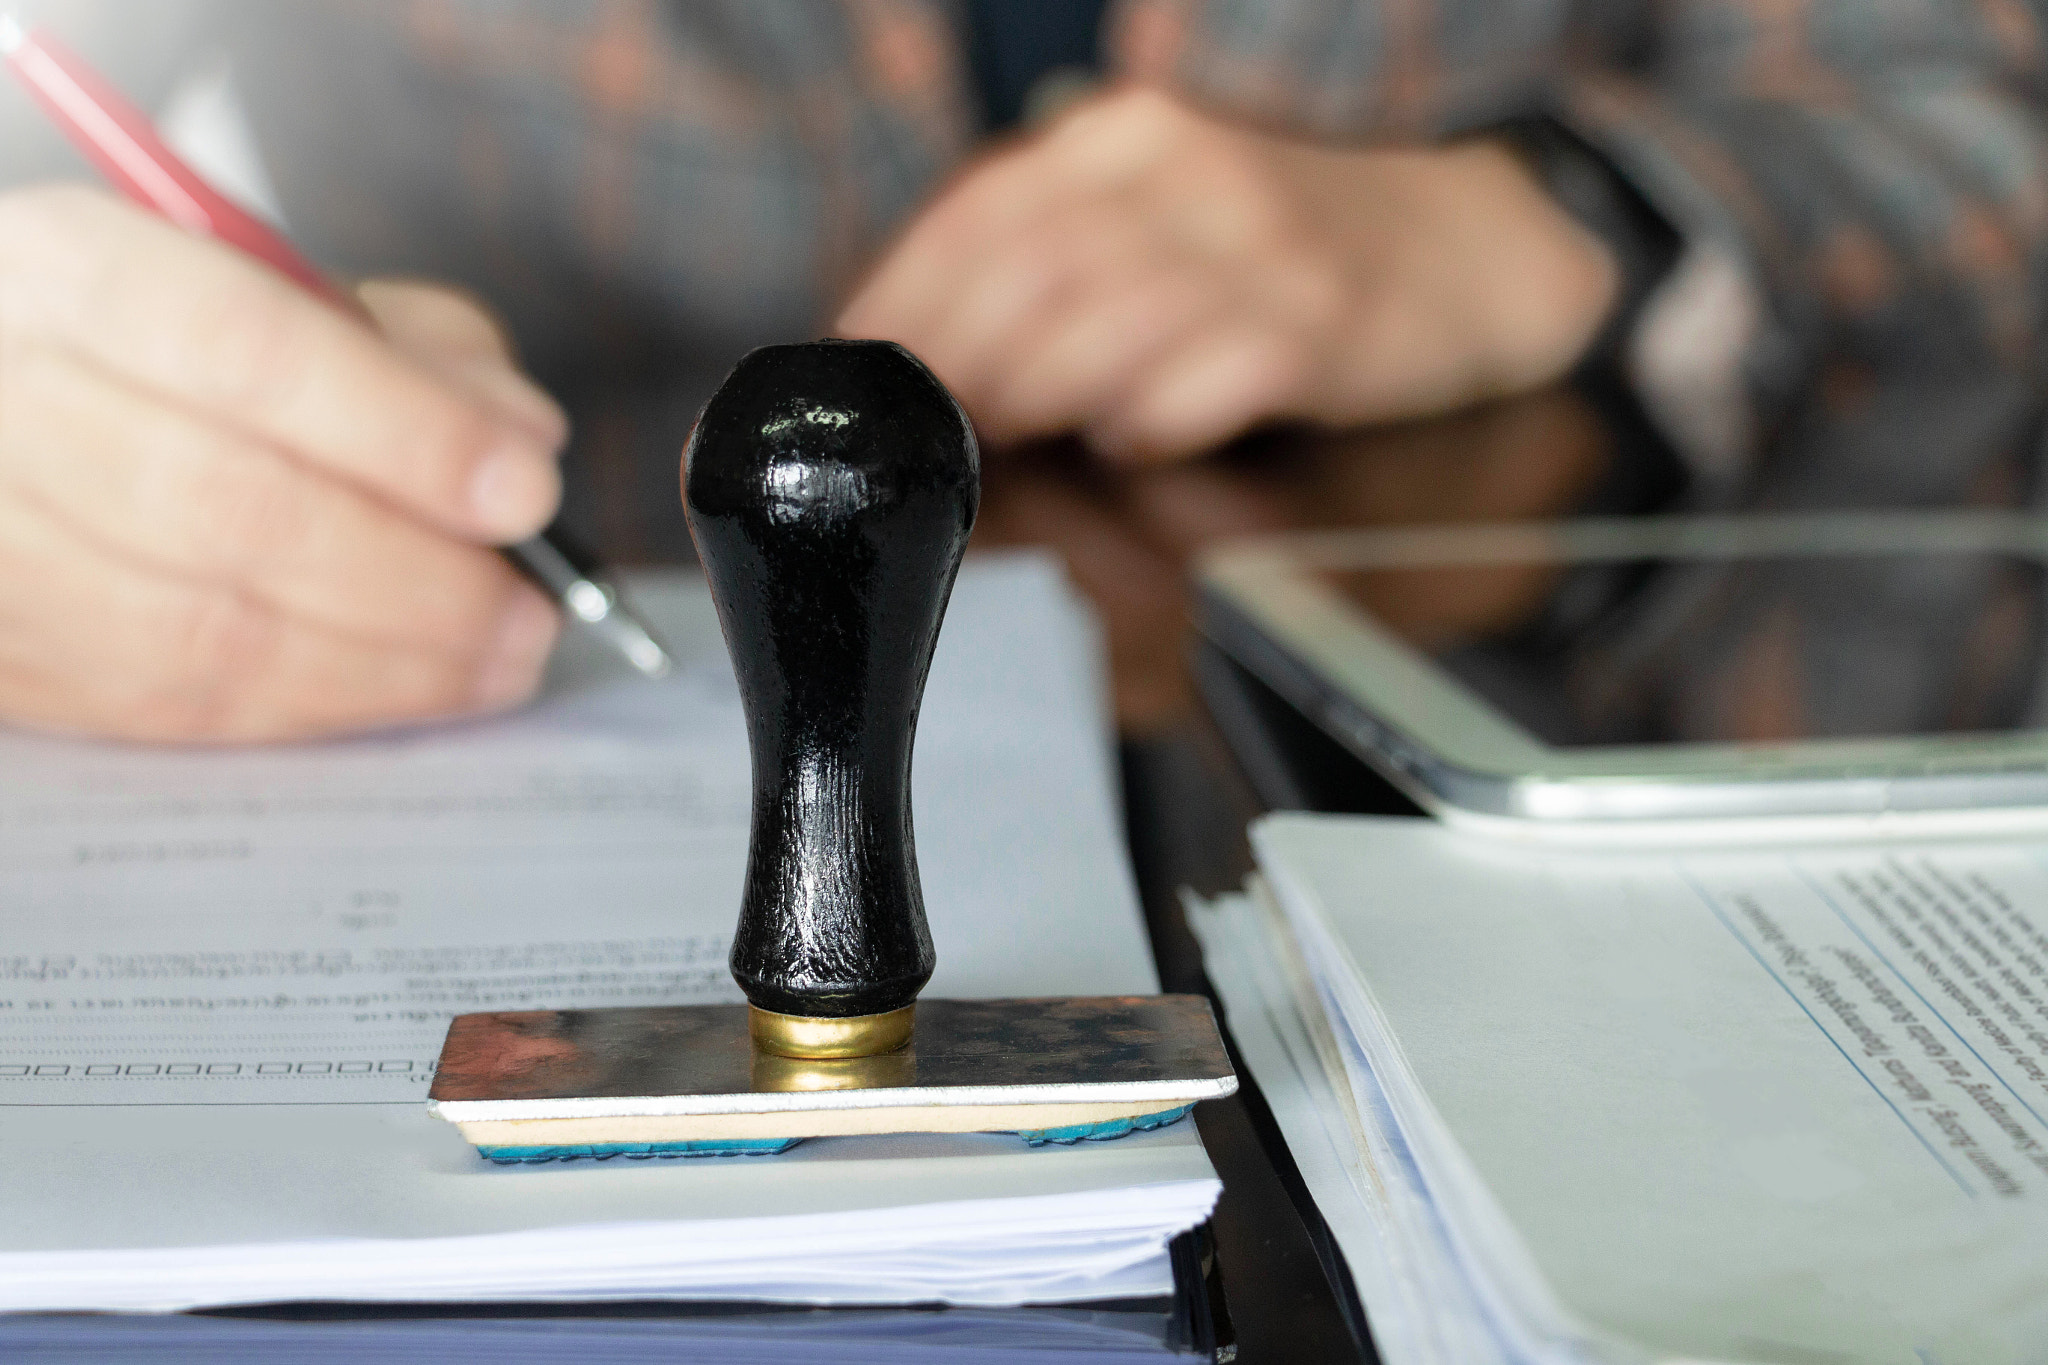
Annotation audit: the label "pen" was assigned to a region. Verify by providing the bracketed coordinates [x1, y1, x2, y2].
[0, 14, 675, 680]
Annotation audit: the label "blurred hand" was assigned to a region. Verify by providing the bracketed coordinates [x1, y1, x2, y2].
[0, 185, 566, 742]
[839, 86, 1618, 463]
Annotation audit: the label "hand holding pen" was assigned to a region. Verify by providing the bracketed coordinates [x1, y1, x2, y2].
[0, 16, 669, 742]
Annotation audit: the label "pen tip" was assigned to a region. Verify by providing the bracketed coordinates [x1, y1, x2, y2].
[606, 616, 674, 680]
[629, 639, 675, 680]
[0, 15, 24, 53]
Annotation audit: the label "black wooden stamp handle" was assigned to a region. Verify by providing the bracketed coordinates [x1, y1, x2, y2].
[683, 341, 978, 1051]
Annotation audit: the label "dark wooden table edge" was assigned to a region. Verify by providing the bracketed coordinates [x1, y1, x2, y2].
[1121, 724, 1381, 1365]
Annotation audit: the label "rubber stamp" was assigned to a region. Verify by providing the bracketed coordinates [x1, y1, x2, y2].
[429, 341, 1235, 1161]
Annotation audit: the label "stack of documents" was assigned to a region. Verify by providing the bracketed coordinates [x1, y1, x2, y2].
[0, 552, 1220, 1313]
[1195, 814, 2048, 1364]
[3, 1301, 1206, 1364]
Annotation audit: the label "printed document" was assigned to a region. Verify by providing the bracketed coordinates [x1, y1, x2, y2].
[1217, 815, 2048, 1365]
[0, 554, 1219, 1311]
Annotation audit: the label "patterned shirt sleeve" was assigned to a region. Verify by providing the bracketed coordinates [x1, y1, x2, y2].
[1107, 0, 2048, 505]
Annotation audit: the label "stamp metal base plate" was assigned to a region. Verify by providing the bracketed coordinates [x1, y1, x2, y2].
[428, 995, 1237, 1153]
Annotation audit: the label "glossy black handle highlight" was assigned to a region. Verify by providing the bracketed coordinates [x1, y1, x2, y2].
[683, 340, 979, 1019]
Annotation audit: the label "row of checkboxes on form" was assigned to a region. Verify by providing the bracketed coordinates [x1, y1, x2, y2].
[1, 1060, 419, 1076]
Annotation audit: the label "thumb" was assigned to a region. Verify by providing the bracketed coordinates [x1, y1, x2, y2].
[357, 279, 569, 451]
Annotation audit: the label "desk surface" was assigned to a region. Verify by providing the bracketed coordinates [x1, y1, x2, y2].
[974, 387, 1615, 736]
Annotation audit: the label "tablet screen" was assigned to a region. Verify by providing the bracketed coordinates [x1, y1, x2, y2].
[1319, 551, 2048, 748]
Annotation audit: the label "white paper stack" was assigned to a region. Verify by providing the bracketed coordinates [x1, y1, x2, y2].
[2, 1302, 1199, 1365]
[0, 553, 1220, 1313]
[1195, 813, 2048, 1365]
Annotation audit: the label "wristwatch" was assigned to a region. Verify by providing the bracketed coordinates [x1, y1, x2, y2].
[1494, 116, 1682, 376]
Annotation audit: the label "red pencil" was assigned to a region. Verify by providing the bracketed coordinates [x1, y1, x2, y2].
[0, 12, 346, 305]
[0, 12, 677, 677]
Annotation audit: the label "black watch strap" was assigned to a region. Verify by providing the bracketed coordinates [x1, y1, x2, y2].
[1494, 116, 1682, 376]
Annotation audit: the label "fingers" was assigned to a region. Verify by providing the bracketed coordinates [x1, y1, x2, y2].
[357, 278, 570, 447]
[838, 87, 1325, 462]
[0, 185, 561, 543]
[838, 169, 1066, 381]
[1086, 326, 1306, 461]
[359, 277, 520, 361]
[840, 127, 1107, 348]
[0, 340, 556, 663]
[975, 266, 1213, 441]
[847, 194, 1316, 459]
[844, 86, 1620, 463]
[0, 493, 557, 743]
[0, 186, 570, 743]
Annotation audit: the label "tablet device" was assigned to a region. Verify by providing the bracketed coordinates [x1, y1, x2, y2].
[1197, 512, 2048, 842]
